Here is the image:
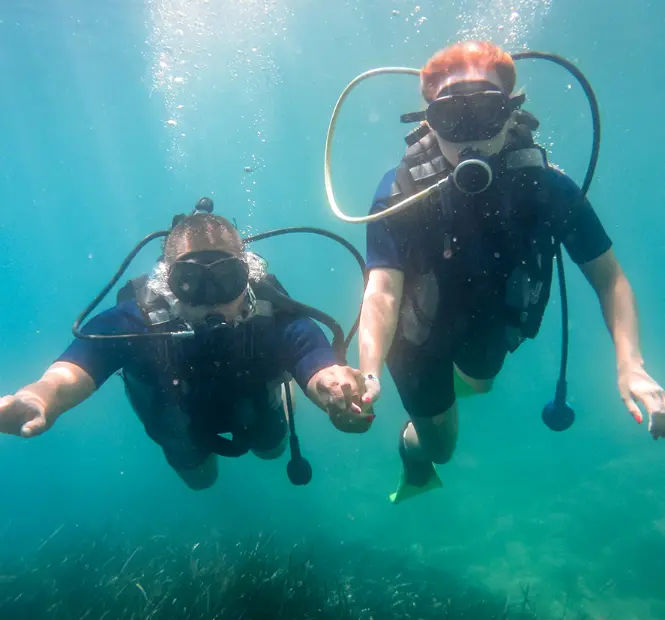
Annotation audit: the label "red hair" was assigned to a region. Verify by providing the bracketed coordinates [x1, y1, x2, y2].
[421, 41, 516, 102]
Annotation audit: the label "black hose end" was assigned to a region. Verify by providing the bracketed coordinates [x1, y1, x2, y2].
[287, 456, 313, 486]
[194, 197, 214, 214]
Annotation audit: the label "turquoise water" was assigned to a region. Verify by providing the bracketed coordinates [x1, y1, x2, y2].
[1, 0, 665, 618]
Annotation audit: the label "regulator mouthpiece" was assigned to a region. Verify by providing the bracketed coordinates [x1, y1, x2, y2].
[452, 153, 493, 194]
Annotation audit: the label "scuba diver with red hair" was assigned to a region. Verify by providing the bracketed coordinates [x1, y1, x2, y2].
[350, 41, 665, 503]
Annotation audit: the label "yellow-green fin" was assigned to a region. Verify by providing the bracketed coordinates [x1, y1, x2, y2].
[389, 466, 442, 505]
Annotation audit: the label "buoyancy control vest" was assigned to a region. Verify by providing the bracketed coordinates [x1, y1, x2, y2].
[115, 267, 299, 457]
[386, 110, 557, 352]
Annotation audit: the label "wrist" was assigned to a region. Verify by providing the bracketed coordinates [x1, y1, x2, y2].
[360, 363, 382, 380]
[617, 355, 644, 375]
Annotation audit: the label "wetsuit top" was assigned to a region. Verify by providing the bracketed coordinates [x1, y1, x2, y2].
[57, 299, 337, 401]
[366, 166, 612, 281]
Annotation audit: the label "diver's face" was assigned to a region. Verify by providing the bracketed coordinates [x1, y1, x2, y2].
[177, 293, 247, 326]
[435, 126, 509, 167]
[167, 244, 249, 325]
[428, 71, 511, 166]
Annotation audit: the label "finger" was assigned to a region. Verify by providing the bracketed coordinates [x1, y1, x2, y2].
[0, 397, 25, 436]
[324, 383, 347, 410]
[637, 391, 663, 416]
[635, 393, 665, 436]
[21, 415, 47, 438]
[648, 411, 665, 440]
[350, 390, 368, 414]
[362, 382, 380, 405]
[338, 374, 365, 409]
[345, 373, 364, 400]
[328, 406, 375, 432]
[317, 376, 341, 401]
[653, 390, 665, 415]
[654, 389, 665, 411]
[623, 396, 643, 424]
[360, 397, 375, 414]
[0, 395, 15, 412]
[334, 369, 363, 398]
[341, 383, 355, 410]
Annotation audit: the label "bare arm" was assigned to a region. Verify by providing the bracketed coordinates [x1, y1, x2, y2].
[579, 248, 641, 370]
[359, 268, 404, 379]
[0, 361, 96, 437]
[580, 248, 665, 431]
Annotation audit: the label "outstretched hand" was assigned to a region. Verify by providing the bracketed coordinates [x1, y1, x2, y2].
[308, 365, 375, 433]
[618, 365, 665, 440]
[0, 394, 49, 438]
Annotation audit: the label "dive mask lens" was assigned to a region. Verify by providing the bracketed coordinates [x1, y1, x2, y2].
[206, 256, 250, 303]
[168, 261, 206, 304]
[426, 96, 466, 138]
[168, 252, 249, 306]
[468, 92, 510, 127]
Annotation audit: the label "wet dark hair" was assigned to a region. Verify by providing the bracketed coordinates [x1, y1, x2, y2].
[163, 213, 244, 264]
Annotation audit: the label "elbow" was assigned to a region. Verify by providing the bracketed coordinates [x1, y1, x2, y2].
[360, 269, 404, 335]
[583, 252, 627, 300]
[363, 286, 399, 307]
[604, 266, 631, 299]
[595, 268, 634, 315]
[362, 289, 401, 323]
[359, 291, 401, 350]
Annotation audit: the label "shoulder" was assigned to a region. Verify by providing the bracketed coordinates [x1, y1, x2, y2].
[115, 298, 144, 318]
[532, 164, 592, 224]
[536, 165, 612, 263]
[82, 299, 146, 335]
[108, 299, 144, 322]
[369, 168, 398, 215]
[272, 312, 326, 343]
[540, 165, 585, 201]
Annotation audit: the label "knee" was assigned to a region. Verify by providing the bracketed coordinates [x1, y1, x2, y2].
[470, 380, 493, 395]
[429, 441, 457, 465]
[460, 376, 494, 395]
[175, 456, 218, 490]
[252, 433, 288, 460]
[183, 476, 216, 491]
[454, 367, 495, 396]
[252, 443, 287, 460]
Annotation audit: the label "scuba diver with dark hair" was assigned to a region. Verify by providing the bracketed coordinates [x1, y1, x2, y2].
[0, 209, 373, 490]
[345, 41, 665, 504]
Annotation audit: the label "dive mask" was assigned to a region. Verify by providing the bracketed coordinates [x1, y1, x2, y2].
[167, 250, 249, 306]
[401, 80, 524, 143]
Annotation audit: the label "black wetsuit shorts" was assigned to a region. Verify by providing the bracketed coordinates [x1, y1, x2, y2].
[386, 304, 509, 419]
[135, 384, 288, 472]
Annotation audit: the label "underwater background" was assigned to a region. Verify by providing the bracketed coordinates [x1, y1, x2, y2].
[1, 0, 665, 618]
